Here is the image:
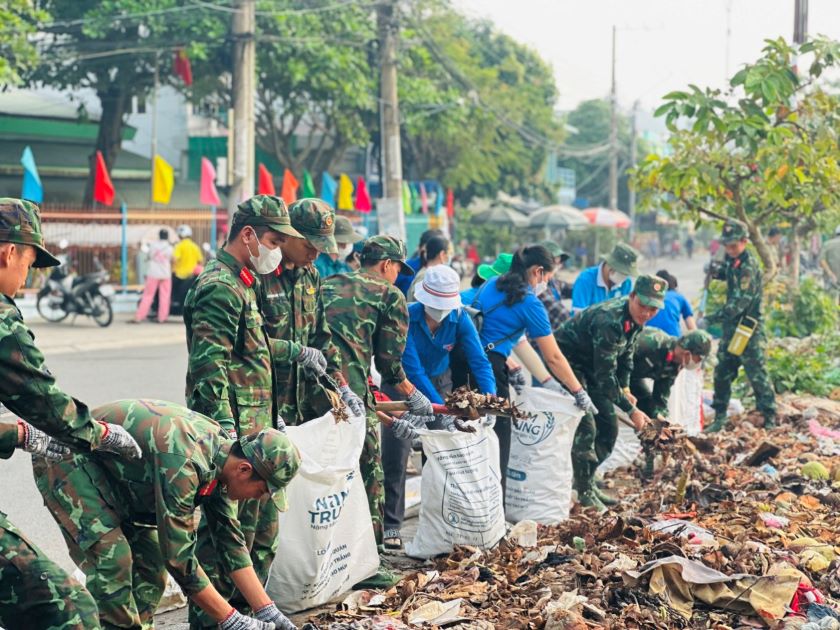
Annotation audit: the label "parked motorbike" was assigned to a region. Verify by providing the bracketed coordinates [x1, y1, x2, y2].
[36, 256, 115, 327]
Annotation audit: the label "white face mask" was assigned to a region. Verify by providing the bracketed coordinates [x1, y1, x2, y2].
[246, 231, 283, 274]
[534, 281, 548, 296]
[338, 243, 354, 258]
[609, 271, 628, 286]
[685, 358, 703, 370]
[425, 306, 452, 322]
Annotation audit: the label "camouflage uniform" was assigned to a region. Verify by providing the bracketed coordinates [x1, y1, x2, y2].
[183, 195, 301, 621]
[0, 198, 106, 629]
[555, 275, 667, 496]
[35, 400, 299, 630]
[261, 199, 343, 425]
[707, 220, 776, 429]
[321, 236, 412, 545]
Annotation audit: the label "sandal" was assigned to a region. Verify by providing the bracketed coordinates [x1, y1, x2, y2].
[383, 529, 403, 551]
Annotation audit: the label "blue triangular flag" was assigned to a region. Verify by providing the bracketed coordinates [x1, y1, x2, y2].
[21, 146, 43, 203]
[321, 172, 337, 207]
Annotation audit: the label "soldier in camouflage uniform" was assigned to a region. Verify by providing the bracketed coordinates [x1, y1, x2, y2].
[183, 194, 317, 626]
[260, 199, 363, 425]
[321, 237, 434, 558]
[555, 274, 667, 512]
[36, 399, 300, 630]
[704, 220, 777, 432]
[0, 198, 142, 629]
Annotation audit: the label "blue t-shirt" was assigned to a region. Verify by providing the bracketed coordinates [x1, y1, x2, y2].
[395, 255, 422, 296]
[473, 276, 552, 357]
[647, 290, 693, 337]
[571, 263, 632, 314]
[314, 252, 350, 279]
[460, 286, 480, 306]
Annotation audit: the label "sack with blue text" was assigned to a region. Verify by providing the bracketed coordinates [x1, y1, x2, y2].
[265, 412, 377, 612]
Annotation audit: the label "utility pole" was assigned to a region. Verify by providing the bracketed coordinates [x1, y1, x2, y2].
[724, 0, 733, 82]
[377, 0, 406, 239]
[150, 53, 159, 206]
[628, 100, 639, 242]
[229, 0, 255, 216]
[793, 0, 808, 45]
[608, 24, 618, 212]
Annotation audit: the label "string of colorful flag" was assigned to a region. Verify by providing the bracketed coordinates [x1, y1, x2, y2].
[19, 145, 456, 218]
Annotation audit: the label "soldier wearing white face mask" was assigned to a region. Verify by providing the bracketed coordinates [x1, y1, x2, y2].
[571, 242, 639, 314]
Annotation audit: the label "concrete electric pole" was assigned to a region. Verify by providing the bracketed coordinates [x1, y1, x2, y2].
[229, 0, 256, 215]
[628, 100, 639, 241]
[608, 25, 618, 212]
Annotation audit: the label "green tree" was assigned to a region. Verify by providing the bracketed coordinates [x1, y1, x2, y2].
[0, 0, 47, 85]
[634, 37, 840, 282]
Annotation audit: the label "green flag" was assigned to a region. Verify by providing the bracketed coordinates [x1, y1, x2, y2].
[302, 170, 316, 198]
[402, 181, 412, 215]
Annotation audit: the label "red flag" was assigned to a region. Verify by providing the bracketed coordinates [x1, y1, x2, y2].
[354, 176, 372, 212]
[446, 188, 454, 218]
[280, 169, 298, 204]
[258, 163, 276, 195]
[93, 150, 115, 206]
[173, 49, 193, 86]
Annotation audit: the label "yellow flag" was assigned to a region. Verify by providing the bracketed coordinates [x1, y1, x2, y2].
[337, 173, 354, 211]
[152, 155, 175, 204]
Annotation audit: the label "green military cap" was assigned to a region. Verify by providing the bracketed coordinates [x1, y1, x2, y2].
[678, 329, 713, 357]
[477, 252, 513, 280]
[721, 219, 748, 243]
[633, 273, 668, 309]
[289, 198, 338, 254]
[234, 194, 303, 238]
[334, 215, 364, 244]
[240, 429, 301, 512]
[538, 240, 570, 262]
[0, 198, 60, 268]
[603, 242, 640, 277]
[361, 235, 414, 275]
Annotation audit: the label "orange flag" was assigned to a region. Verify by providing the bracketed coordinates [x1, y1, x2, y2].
[281, 169, 298, 204]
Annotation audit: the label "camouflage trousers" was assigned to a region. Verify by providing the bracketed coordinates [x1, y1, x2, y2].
[362, 410, 385, 549]
[569, 373, 619, 493]
[33, 455, 167, 630]
[0, 512, 100, 630]
[713, 326, 776, 421]
[189, 496, 278, 629]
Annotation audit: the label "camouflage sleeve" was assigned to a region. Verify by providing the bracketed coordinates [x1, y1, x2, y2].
[616, 341, 634, 390]
[0, 313, 104, 450]
[268, 338, 303, 364]
[650, 374, 677, 418]
[186, 281, 240, 431]
[202, 491, 252, 577]
[373, 287, 409, 386]
[312, 275, 342, 379]
[588, 316, 634, 413]
[710, 260, 761, 324]
[0, 419, 17, 459]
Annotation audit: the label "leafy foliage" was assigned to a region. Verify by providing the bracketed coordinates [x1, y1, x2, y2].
[0, 0, 47, 85]
[765, 277, 840, 338]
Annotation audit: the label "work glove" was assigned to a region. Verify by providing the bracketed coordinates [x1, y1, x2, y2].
[295, 346, 327, 376]
[696, 317, 708, 330]
[572, 388, 598, 414]
[435, 414, 473, 433]
[509, 367, 527, 396]
[19, 421, 70, 461]
[391, 418, 419, 441]
[540, 377, 567, 394]
[254, 603, 297, 630]
[98, 422, 143, 459]
[275, 415, 287, 433]
[338, 385, 365, 418]
[219, 609, 274, 630]
[405, 387, 434, 416]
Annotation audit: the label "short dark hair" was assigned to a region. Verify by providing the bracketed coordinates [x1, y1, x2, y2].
[656, 269, 677, 290]
[470, 272, 484, 288]
[159, 229, 169, 240]
[229, 220, 270, 241]
[229, 440, 263, 481]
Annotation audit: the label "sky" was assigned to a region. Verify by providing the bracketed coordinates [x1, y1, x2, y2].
[455, 0, 840, 113]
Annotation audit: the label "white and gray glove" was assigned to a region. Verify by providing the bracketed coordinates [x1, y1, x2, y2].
[295, 346, 327, 376]
[572, 388, 598, 414]
[98, 422, 143, 459]
[391, 413, 433, 440]
[19, 421, 70, 461]
[338, 385, 365, 417]
[509, 367, 527, 396]
[406, 388, 434, 416]
[219, 609, 274, 630]
[435, 413, 472, 432]
[540, 378, 567, 394]
[275, 415, 287, 433]
[254, 603, 297, 630]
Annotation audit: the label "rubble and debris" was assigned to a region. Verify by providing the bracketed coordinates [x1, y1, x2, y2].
[444, 387, 529, 425]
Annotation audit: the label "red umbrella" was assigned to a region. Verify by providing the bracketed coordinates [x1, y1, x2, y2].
[583, 207, 631, 228]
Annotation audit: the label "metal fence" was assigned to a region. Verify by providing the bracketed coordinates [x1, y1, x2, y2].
[35, 205, 227, 288]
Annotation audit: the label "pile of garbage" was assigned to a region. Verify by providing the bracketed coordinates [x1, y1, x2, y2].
[304, 394, 840, 629]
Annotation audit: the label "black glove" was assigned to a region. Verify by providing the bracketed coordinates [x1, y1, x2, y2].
[98, 422, 143, 459]
[19, 421, 70, 461]
[406, 388, 433, 416]
[254, 603, 297, 630]
[219, 609, 274, 630]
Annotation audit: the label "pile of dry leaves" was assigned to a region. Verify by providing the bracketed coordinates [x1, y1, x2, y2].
[303, 395, 840, 630]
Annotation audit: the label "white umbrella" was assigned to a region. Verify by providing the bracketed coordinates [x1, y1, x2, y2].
[582, 207, 632, 228]
[528, 205, 588, 229]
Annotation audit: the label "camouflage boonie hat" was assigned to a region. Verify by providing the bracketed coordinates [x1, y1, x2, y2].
[361, 235, 414, 275]
[240, 429, 301, 512]
[289, 198, 338, 254]
[603, 242, 640, 277]
[634, 274, 668, 309]
[0, 198, 60, 268]
[334, 215, 364, 244]
[721, 219, 748, 244]
[678, 330, 713, 357]
[538, 240, 569, 262]
[234, 195, 303, 238]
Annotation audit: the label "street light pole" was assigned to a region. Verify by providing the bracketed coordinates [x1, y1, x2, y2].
[229, 0, 255, 216]
[628, 100, 639, 242]
[608, 25, 618, 212]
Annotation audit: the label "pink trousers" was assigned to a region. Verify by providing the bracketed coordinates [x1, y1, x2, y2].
[135, 276, 171, 322]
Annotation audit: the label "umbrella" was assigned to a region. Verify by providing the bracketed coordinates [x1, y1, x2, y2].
[470, 206, 529, 228]
[582, 207, 632, 228]
[528, 205, 588, 229]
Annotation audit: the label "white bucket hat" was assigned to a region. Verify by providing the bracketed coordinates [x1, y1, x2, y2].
[414, 265, 462, 310]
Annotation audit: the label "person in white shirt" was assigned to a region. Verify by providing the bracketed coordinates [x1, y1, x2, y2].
[133, 228, 174, 323]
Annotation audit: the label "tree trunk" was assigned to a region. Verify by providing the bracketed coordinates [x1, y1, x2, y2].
[735, 203, 777, 281]
[83, 81, 130, 206]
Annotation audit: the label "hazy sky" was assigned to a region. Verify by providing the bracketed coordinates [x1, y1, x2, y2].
[455, 0, 840, 112]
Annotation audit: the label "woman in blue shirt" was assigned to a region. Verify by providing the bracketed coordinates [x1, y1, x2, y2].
[469, 245, 595, 497]
[382, 265, 496, 550]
